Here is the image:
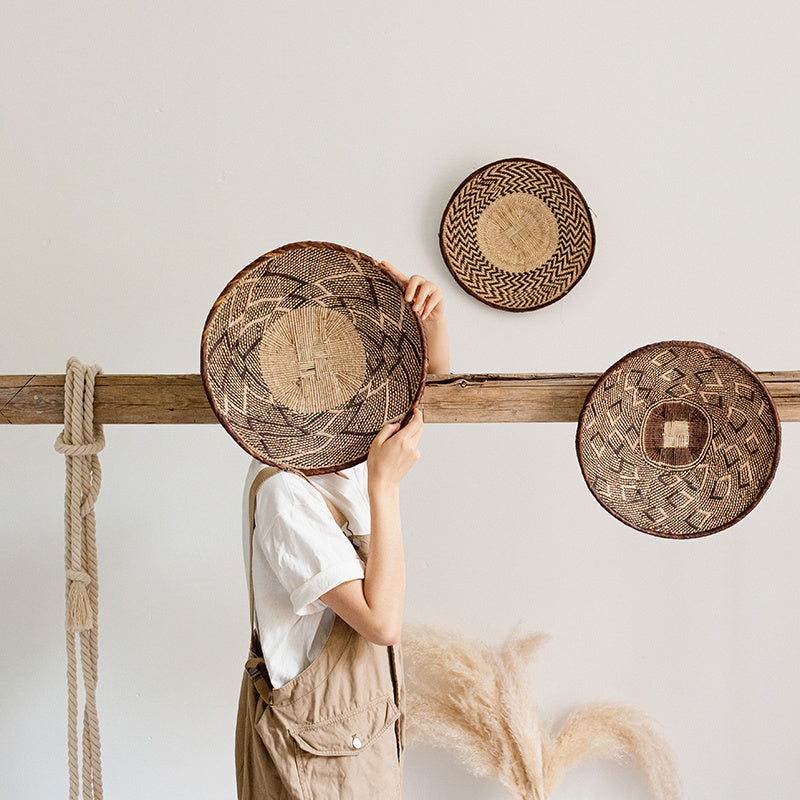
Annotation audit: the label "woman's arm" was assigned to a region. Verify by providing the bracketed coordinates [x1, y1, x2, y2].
[320, 407, 423, 646]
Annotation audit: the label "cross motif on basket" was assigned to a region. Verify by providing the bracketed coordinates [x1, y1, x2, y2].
[296, 343, 331, 378]
[502, 220, 529, 244]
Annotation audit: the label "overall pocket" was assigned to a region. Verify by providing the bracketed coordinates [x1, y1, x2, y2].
[289, 695, 401, 800]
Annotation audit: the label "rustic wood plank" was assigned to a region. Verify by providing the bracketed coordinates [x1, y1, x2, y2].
[1, 372, 799, 424]
[0, 375, 217, 425]
[420, 373, 601, 423]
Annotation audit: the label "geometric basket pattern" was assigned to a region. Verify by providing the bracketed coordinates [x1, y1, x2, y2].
[201, 241, 427, 475]
[439, 158, 595, 311]
[576, 341, 781, 538]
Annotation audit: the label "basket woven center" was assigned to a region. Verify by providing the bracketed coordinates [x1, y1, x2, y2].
[476, 192, 559, 272]
[259, 305, 366, 414]
[641, 401, 712, 468]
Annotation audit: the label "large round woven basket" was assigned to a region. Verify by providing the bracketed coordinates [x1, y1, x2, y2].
[439, 158, 595, 311]
[201, 241, 428, 474]
[576, 341, 781, 538]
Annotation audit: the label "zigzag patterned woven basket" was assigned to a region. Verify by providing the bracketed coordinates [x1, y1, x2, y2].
[201, 242, 427, 474]
[439, 158, 595, 311]
[576, 341, 781, 538]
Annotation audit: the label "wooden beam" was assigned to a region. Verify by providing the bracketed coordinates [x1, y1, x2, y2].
[1, 374, 213, 425]
[422, 372, 800, 423]
[2, 372, 799, 425]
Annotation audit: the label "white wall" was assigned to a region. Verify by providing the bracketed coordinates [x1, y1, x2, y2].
[2, 1, 798, 797]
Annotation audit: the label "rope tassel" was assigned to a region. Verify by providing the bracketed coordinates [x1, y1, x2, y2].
[66, 570, 93, 631]
[55, 357, 105, 800]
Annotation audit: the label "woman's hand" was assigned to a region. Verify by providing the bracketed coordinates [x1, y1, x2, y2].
[381, 261, 446, 323]
[381, 261, 451, 375]
[367, 407, 424, 494]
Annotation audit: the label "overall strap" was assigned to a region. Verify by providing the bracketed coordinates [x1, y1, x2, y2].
[247, 466, 282, 636]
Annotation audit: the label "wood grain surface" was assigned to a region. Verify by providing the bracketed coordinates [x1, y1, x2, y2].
[2, 372, 798, 425]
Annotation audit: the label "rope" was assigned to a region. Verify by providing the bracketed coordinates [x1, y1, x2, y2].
[54, 357, 106, 800]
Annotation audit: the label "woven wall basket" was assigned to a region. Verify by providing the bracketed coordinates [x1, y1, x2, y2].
[576, 341, 781, 538]
[201, 241, 428, 474]
[439, 158, 595, 311]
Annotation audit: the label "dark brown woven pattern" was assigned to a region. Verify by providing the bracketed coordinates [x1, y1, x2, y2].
[576, 342, 781, 538]
[439, 158, 595, 312]
[201, 242, 427, 474]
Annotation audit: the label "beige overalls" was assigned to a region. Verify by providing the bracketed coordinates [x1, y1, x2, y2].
[235, 467, 406, 800]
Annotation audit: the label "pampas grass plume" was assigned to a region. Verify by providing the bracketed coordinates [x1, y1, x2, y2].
[403, 625, 681, 800]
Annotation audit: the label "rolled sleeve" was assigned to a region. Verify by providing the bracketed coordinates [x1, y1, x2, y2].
[290, 560, 365, 616]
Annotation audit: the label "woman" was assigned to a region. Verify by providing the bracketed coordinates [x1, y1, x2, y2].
[236, 263, 450, 799]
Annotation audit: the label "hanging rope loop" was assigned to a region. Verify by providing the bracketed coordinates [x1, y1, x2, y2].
[56, 356, 104, 800]
[54, 434, 106, 457]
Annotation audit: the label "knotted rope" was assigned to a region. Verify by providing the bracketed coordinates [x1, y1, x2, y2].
[54, 357, 106, 800]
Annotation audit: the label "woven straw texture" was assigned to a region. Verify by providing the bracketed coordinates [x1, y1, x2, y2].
[201, 242, 427, 474]
[439, 158, 595, 311]
[576, 342, 780, 538]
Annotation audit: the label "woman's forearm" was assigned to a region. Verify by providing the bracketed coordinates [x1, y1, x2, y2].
[424, 311, 450, 375]
[363, 482, 406, 645]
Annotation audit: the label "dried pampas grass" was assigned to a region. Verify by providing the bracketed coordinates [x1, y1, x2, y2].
[402, 626, 681, 800]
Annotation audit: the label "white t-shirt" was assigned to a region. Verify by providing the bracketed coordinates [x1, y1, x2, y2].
[241, 458, 371, 688]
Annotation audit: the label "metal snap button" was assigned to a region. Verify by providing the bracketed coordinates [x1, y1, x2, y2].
[351, 735, 363, 749]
